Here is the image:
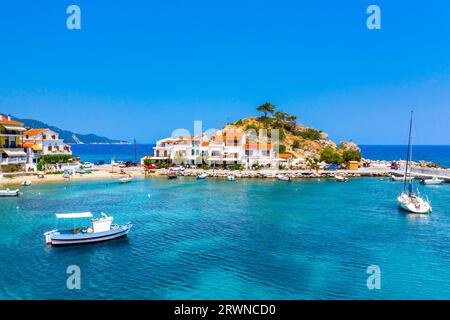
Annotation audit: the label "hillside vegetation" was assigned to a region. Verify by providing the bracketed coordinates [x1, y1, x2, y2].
[223, 102, 361, 164]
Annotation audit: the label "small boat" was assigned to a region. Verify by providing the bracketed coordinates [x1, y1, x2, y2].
[119, 176, 132, 184]
[277, 174, 291, 181]
[0, 189, 20, 197]
[44, 212, 132, 246]
[420, 177, 444, 185]
[335, 175, 348, 182]
[397, 111, 432, 214]
[22, 180, 32, 186]
[227, 175, 236, 181]
[168, 172, 177, 179]
[391, 174, 414, 182]
[197, 173, 207, 180]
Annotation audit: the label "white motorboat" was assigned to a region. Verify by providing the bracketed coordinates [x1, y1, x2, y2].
[420, 177, 444, 185]
[277, 174, 291, 181]
[227, 175, 236, 181]
[22, 180, 32, 186]
[335, 175, 348, 182]
[397, 111, 432, 214]
[119, 176, 132, 184]
[0, 188, 20, 197]
[391, 175, 414, 182]
[44, 212, 132, 246]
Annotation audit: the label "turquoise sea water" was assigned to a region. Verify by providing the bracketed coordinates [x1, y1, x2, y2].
[0, 177, 449, 299]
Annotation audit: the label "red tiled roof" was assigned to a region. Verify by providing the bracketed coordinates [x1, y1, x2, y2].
[245, 143, 272, 150]
[278, 153, 293, 159]
[0, 113, 24, 126]
[24, 129, 48, 135]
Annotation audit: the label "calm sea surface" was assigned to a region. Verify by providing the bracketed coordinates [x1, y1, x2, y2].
[71, 144, 450, 168]
[0, 177, 449, 299]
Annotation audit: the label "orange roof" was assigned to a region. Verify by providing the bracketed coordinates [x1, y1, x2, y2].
[201, 141, 210, 147]
[278, 153, 293, 159]
[0, 113, 24, 126]
[245, 143, 272, 150]
[24, 129, 48, 136]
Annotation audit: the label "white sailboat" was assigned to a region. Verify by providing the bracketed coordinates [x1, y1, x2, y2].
[397, 111, 432, 214]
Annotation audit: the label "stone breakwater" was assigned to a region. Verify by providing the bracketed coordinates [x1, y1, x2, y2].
[152, 168, 393, 179]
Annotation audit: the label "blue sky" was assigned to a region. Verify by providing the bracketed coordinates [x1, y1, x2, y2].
[0, 0, 448, 144]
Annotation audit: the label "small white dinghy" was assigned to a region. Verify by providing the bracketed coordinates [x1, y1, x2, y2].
[22, 180, 32, 186]
[420, 177, 444, 185]
[0, 188, 20, 197]
[335, 175, 348, 182]
[277, 174, 291, 181]
[227, 175, 236, 181]
[197, 173, 207, 180]
[119, 176, 133, 184]
[391, 175, 414, 182]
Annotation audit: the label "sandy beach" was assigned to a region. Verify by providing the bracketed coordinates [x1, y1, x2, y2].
[0, 165, 144, 186]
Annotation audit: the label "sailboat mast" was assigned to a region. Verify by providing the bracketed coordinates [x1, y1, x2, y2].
[403, 111, 413, 192]
[134, 139, 137, 164]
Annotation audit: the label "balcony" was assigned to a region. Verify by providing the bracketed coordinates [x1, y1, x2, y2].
[0, 130, 23, 136]
[1, 143, 18, 149]
[0, 157, 27, 165]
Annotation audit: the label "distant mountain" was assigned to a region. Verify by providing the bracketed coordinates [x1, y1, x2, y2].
[15, 117, 128, 144]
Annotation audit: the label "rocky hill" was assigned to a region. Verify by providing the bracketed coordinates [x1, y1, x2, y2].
[223, 106, 360, 163]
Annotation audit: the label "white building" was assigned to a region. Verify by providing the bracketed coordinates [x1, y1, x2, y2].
[142, 130, 281, 168]
[22, 129, 72, 170]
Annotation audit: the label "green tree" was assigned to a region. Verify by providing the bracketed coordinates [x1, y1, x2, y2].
[285, 114, 297, 123]
[292, 140, 300, 149]
[320, 147, 342, 164]
[342, 149, 362, 162]
[297, 128, 322, 141]
[273, 110, 287, 122]
[256, 102, 276, 118]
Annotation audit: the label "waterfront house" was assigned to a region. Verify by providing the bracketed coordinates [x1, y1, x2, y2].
[23, 129, 72, 156]
[0, 113, 27, 172]
[22, 129, 72, 170]
[146, 130, 282, 167]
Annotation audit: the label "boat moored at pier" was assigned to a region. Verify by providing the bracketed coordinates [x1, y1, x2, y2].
[420, 177, 444, 185]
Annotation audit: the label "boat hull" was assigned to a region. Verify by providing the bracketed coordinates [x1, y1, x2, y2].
[0, 189, 20, 197]
[48, 225, 132, 246]
[397, 195, 432, 214]
[420, 179, 443, 185]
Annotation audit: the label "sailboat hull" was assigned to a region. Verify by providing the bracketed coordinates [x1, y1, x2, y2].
[397, 194, 432, 214]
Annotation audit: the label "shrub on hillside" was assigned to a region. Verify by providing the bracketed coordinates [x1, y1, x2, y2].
[320, 147, 342, 164]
